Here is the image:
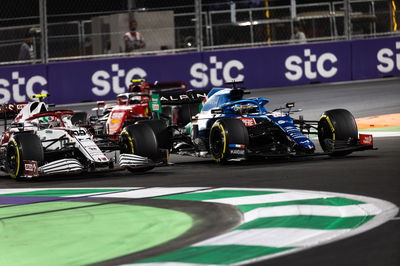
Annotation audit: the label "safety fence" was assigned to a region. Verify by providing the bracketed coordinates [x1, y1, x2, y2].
[0, 0, 399, 65]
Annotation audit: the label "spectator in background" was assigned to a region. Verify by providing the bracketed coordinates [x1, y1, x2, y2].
[292, 23, 307, 44]
[124, 19, 145, 52]
[18, 30, 35, 61]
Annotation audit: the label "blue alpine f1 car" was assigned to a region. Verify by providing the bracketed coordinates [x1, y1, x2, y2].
[124, 81, 374, 163]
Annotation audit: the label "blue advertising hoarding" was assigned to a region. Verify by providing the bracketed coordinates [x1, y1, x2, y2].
[0, 36, 399, 104]
[352, 37, 400, 79]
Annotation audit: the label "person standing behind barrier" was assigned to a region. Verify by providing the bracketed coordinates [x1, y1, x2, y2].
[18, 30, 35, 61]
[292, 23, 307, 44]
[124, 19, 145, 52]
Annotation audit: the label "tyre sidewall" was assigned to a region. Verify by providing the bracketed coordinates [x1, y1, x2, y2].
[209, 118, 249, 162]
[135, 120, 171, 149]
[122, 124, 162, 162]
[318, 109, 358, 155]
[6, 134, 44, 179]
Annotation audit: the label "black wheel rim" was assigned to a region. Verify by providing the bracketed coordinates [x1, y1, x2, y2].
[210, 127, 224, 159]
[120, 134, 134, 154]
[318, 119, 334, 152]
[7, 143, 19, 176]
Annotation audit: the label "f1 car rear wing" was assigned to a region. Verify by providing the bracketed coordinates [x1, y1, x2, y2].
[0, 103, 27, 119]
[158, 90, 209, 105]
[129, 79, 187, 94]
[148, 81, 187, 92]
[0, 102, 28, 129]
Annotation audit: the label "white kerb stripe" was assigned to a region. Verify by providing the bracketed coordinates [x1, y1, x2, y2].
[91, 187, 209, 198]
[0, 189, 42, 194]
[124, 263, 207, 266]
[243, 204, 382, 223]
[63, 187, 144, 197]
[193, 228, 350, 248]
[204, 192, 332, 205]
[187, 187, 289, 193]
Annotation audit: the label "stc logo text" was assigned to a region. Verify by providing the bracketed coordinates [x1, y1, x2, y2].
[91, 64, 147, 96]
[0, 72, 47, 103]
[377, 41, 400, 73]
[91, 56, 245, 95]
[285, 49, 338, 81]
[190, 56, 244, 88]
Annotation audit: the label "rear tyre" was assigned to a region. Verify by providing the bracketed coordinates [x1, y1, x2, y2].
[318, 109, 358, 156]
[177, 103, 201, 126]
[6, 133, 44, 179]
[121, 124, 160, 173]
[209, 118, 249, 163]
[135, 120, 171, 149]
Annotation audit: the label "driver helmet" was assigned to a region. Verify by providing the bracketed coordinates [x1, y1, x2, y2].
[31, 116, 49, 129]
[41, 116, 60, 128]
[233, 103, 258, 115]
[129, 95, 142, 104]
[117, 95, 129, 105]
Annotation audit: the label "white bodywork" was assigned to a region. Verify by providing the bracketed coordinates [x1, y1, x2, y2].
[35, 128, 109, 163]
[4, 101, 150, 177]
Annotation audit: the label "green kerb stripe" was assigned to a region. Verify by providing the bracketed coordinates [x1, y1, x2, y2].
[136, 245, 293, 265]
[360, 126, 400, 132]
[237, 215, 374, 230]
[156, 190, 281, 201]
[0, 189, 127, 197]
[237, 197, 365, 212]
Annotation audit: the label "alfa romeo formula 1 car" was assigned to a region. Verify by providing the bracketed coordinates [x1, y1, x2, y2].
[0, 95, 157, 180]
[129, 81, 374, 163]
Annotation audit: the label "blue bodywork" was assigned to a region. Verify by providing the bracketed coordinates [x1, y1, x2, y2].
[201, 88, 315, 151]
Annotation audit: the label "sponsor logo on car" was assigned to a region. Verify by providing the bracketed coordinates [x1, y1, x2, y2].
[23, 160, 38, 177]
[359, 134, 373, 146]
[230, 149, 245, 155]
[229, 144, 246, 148]
[238, 117, 256, 127]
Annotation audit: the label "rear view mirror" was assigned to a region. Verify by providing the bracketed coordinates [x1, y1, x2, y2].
[286, 102, 295, 108]
[211, 108, 223, 114]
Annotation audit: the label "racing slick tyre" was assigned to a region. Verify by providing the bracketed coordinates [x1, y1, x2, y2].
[177, 103, 201, 126]
[6, 133, 44, 179]
[318, 109, 358, 156]
[209, 118, 249, 163]
[121, 124, 160, 173]
[136, 120, 171, 149]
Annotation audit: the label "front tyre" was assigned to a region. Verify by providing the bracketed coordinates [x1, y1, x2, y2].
[209, 118, 249, 163]
[318, 109, 358, 156]
[120, 124, 161, 173]
[6, 133, 44, 179]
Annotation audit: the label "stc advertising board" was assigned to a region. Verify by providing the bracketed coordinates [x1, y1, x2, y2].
[0, 36, 399, 104]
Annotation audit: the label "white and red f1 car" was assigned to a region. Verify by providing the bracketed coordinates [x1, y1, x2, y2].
[0, 95, 158, 180]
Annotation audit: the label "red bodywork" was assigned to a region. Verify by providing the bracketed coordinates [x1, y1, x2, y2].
[107, 101, 150, 135]
[105, 80, 186, 135]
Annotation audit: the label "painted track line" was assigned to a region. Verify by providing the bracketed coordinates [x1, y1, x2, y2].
[1, 187, 398, 265]
[134, 187, 398, 266]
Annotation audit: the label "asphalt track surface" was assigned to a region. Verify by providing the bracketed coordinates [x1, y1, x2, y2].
[1, 77, 399, 265]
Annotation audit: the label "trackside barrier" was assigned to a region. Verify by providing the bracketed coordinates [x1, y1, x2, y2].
[0, 36, 399, 104]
